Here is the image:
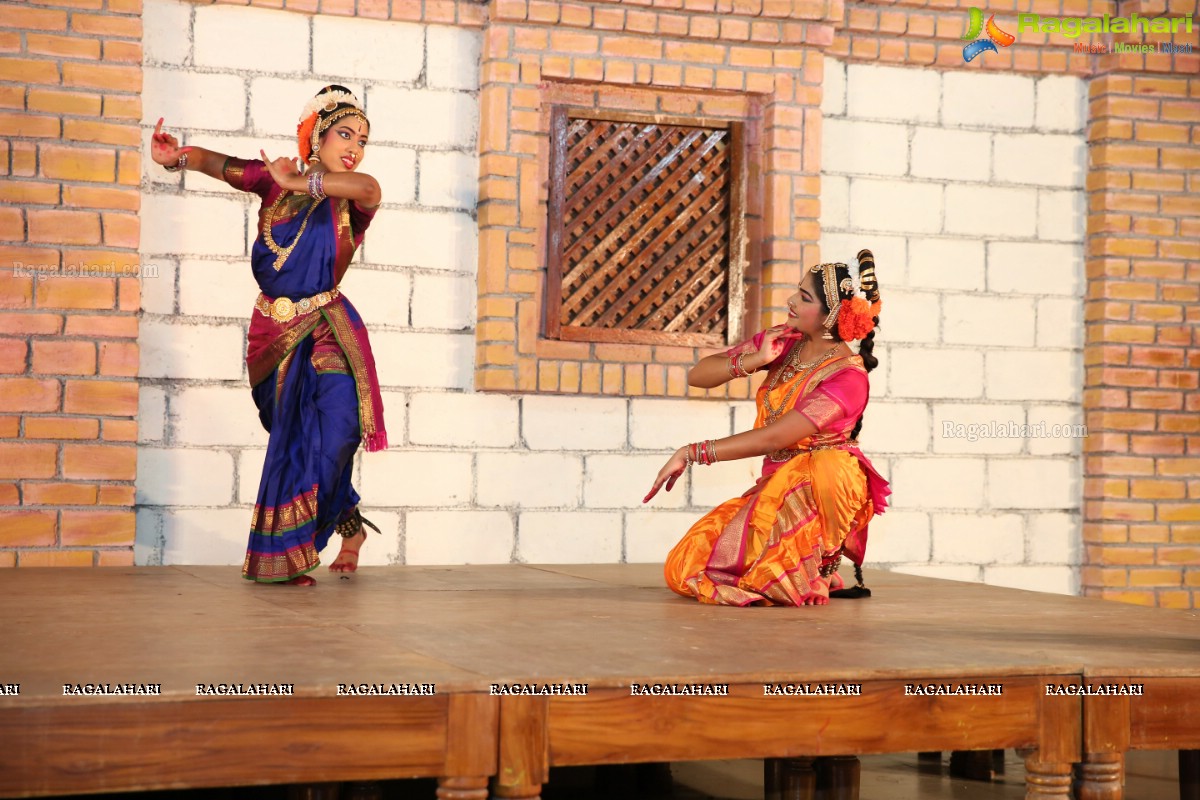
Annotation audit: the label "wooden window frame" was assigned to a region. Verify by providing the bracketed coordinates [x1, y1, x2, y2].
[543, 106, 750, 350]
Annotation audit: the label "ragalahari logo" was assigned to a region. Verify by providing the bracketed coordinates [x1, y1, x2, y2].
[962, 8, 1016, 62]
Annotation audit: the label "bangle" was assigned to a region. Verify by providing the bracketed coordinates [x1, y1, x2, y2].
[728, 352, 751, 378]
[163, 151, 189, 173]
[307, 169, 326, 201]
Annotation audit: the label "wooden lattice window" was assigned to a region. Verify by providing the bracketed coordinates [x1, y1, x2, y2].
[545, 109, 747, 348]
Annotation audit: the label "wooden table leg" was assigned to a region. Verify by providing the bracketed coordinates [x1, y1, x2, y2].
[765, 758, 784, 800]
[1074, 753, 1122, 800]
[436, 776, 489, 800]
[287, 784, 342, 800]
[816, 756, 860, 800]
[1180, 751, 1199, 800]
[1024, 752, 1072, 798]
[493, 783, 542, 799]
[779, 757, 817, 800]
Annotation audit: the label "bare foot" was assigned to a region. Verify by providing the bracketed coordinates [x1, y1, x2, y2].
[829, 572, 845, 592]
[800, 576, 831, 606]
[285, 574, 316, 586]
[329, 530, 365, 573]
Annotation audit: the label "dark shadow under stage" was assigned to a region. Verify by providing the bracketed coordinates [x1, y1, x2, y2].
[1, 564, 1198, 800]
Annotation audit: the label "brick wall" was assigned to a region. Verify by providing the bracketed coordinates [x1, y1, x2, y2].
[822, 61, 1088, 593]
[0, 0, 142, 567]
[1080, 53, 1199, 606]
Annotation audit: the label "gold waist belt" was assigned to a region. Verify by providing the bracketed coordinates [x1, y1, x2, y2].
[768, 439, 860, 463]
[254, 288, 339, 324]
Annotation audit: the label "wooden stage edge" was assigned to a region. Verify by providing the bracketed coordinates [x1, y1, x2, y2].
[0, 564, 1197, 800]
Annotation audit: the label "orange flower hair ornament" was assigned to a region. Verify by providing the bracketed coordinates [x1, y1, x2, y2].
[834, 248, 882, 342]
[296, 86, 366, 163]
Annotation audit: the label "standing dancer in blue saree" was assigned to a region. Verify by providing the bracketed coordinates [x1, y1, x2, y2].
[150, 86, 388, 585]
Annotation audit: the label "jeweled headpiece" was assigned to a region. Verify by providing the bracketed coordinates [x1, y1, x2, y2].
[297, 84, 369, 164]
[809, 250, 882, 341]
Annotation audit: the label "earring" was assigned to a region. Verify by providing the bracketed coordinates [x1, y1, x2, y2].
[307, 151, 320, 163]
[820, 326, 835, 340]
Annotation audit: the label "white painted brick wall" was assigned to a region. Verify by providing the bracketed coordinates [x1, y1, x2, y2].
[943, 295, 1036, 347]
[312, 16, 424, 83]
[517, 511, 622, 563]
[910, 128, 991, 182]
[849, 178, 943, 234]
[629, 399, 732, 449]
[173, 386, 266, 447]
[585, 454, 687, 510]
[822, 119, 909, 177]
[932, 513, 1024, 565]
[193, 5, 309, 72]
[944, 185, 1037, 237]
[408, 392, 519, 448]
[1035, 76, 1087, 133]
[845, 64, 939, 123]
[994, 133, 1086, 188]
[426, 24, 482, 91]
[357, 451, 473, 508]
[137, 448, 235, 506]
[907, 238, 985, 291]
[625, 511, 698, 563]
[988, 242, 1082, 295]
[140, 320, 244, 381]
[523, 396, 628, 451]
[141, 0, 190, 66]
[410, 273, 475, 330]
[890, 457, 986, 510]
[405, 511, 513, 564]
[942, 72, 1036, 129]
[476, 453, 583, 508]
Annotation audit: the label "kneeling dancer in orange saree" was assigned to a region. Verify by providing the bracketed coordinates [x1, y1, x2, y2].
[647, 251, 891, 606]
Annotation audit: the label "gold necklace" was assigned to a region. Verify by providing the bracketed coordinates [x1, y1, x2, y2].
[762, 343, 841, 424]
[261, 191, 320, 272]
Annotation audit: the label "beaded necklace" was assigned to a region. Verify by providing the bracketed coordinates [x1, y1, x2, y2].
[762, 342, 842, 424]
[261, 191, 320, 272]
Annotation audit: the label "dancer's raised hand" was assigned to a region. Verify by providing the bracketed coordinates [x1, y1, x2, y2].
[752, 324, 803, 368]
[260, 149, 304, 190]
[150, 118, 192, 167]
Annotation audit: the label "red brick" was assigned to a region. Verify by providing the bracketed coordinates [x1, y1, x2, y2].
[0, 180, 60, 206]
[0, 56, 61, 85]
[61, 186, 139, 212]
[63, 380, 137, 416]
[97, 484, 134, 506]
[102, 212, 138, 248]
[97, 550, 135, 566]
[92, 340, 136, 377]
[0, 441, 58, 478]
[0, 510, 57, 547]
[24, 416, 100, 439]
[34, 276, 115, 309]
[0, 111, 60, 139]
[27, 210, 102, 246]
[24, 482, 98, 505]
[102, 419, 137, 441]
[61, 62, 139, 92]
[62, 443, 135, 480]
[102, 94, 140, 121]
[0, 416, 17, 438]
[0, 339, 26, 374]
[61, 509, 134, 546]
[0, 378, 60, 413]
[70, 13, 141, 38]
[0, 207, 24, 240]
[63, 315, 137, 338]
[21, 551, 95, 567]
[26, 33, 101, 59]
[31, 341, 96, 376]
[41, 145, 116, 183]
[0, 314, 62, 336]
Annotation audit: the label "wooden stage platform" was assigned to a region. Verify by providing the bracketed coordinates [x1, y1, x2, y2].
[0, 564, 1197, 800]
